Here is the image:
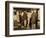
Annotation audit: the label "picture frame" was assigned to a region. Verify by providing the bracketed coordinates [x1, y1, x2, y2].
[5, 1, 45, 37]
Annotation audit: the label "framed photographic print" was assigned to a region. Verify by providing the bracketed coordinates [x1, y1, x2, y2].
[5, 1, 45, 37]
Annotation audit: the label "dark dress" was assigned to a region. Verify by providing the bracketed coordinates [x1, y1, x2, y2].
[31, 12, 38, 29]
[23, 12, 28, 27]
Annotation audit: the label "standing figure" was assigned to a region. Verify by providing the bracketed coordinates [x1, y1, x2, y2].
[27, 11, 33, 29]
[23, 11, 28, 27]
[19, 11, 24, 26]
[31, 9, 38, 29]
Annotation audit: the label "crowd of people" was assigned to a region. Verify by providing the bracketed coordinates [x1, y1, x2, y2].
[13, 9, 40, 30]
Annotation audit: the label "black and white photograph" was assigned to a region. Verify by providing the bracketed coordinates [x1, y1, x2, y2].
[5, 1, 45, 37]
